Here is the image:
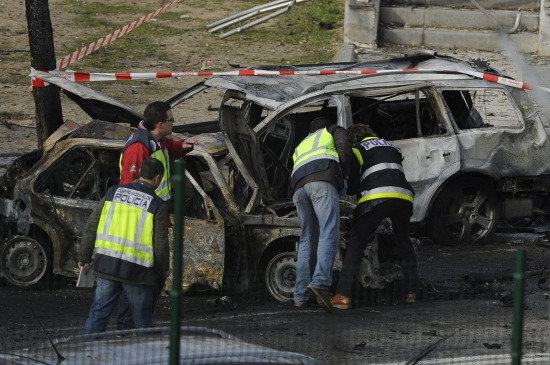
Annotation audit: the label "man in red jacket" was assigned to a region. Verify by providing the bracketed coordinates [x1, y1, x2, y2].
[119, 101, 196, 199]
[117, 101, 196, 329]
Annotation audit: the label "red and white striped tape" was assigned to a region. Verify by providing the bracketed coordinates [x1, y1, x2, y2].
[55, 0, 180, 70]
[31, 68, 545, 92]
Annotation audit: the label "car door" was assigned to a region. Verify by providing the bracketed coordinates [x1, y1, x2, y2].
[344, 85, 461, 222]
[175, 163, 225, 291]
[219, 91, 346, 208]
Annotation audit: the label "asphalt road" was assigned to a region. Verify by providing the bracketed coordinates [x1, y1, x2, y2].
[1, 226, 548, 364]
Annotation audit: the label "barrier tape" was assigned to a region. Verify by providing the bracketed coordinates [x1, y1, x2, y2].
[56, 0, 180, 70]
[30, 68, 548, 93]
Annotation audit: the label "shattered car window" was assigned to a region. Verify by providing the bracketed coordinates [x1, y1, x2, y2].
[35, 147, 119, 201]
[442, 89, 522, 129]
[350, 89, 446, 141]
[262, 98, 339, 199]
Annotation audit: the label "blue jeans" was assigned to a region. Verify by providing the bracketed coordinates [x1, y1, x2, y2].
[83, 277, 154, 334]
[293, 181, 340, 304]
[116, 277, 165, 330]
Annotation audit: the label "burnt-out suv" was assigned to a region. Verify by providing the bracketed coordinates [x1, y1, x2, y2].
[202, 53, 550, 245]
[2, 53, 549, 301]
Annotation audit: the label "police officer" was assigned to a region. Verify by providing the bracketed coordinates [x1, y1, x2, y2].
[291, 117, 352, 310]
[118, 101, 195, 328]
[79, 158, 170, 334]
[331, 124, 419, 309]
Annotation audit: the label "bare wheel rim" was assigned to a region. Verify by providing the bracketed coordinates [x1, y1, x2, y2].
[439, 185, 495, 243]
[1, 237, 48, 286]
[265, 252, 297, 303]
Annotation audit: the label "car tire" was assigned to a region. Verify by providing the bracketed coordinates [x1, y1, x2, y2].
[430, 176, 498, 244]
[0, 236, 52, 288]
[264, 252, 297, 303]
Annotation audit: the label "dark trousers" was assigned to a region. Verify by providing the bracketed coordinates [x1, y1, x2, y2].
[336, 199, 419, 297]
[116, 276, 166, 330]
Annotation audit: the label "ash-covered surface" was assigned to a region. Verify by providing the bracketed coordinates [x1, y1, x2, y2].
[1, 225, 548, 363]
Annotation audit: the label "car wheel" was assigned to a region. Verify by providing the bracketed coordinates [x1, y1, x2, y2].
[1, 236, 51, 287]
[430, 177, 497, 244]
[265, 252, 297, 303]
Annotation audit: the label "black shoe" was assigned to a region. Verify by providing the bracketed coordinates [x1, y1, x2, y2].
[307, 286, 333, 311]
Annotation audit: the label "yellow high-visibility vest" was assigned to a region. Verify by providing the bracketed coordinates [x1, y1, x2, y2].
[291, 128, 339, 178]
[119, 128, 171, 201]
[94, 185, 157, 268]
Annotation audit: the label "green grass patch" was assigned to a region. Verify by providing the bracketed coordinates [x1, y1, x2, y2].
[0, 111, 29, 120]
[202, 0, 344, 65]
[57, 0, 344, 70]
[275, 0, 344, 63]
[0, 49, 29, 64]
[61, 1, 143, 15]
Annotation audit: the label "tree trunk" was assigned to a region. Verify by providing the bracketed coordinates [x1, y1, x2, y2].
[26, 0, 63, 148]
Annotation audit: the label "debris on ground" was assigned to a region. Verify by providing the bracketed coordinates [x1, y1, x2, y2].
[482, 343, 502, 349]
[206, 295, 232, 307]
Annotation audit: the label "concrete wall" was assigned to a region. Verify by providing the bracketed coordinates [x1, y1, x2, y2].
[380, 0, 540, 10]
[344, 0, 550, 55]
[541, 0, 550, 56]
[344, 0, 380, 48]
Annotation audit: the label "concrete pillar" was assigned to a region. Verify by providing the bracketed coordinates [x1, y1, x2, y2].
[344, 0, 380, 48]
[540, 0, 550, 56]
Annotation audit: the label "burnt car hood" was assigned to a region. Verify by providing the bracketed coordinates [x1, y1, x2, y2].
[32, 71, 143, 126]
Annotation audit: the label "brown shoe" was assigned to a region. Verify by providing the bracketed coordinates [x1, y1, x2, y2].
[330, 294, 352, 310]
[307, 286, 333, 311]
[293, 301, 311, 308]
[403, 293, 416, 304]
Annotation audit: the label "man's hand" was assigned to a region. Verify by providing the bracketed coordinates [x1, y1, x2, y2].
[181, 138, 197, 150]
[78, 262, 91, 272]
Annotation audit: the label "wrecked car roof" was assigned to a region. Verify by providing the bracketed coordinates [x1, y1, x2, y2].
[33, 71, 143, 126]
[205, 53, 508, 107]
[45, 119, 227, 157]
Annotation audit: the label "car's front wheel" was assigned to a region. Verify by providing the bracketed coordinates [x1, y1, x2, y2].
[264, 252, 297, 303]
[430, 177, 498, 244]
[1, 236, 51, 287]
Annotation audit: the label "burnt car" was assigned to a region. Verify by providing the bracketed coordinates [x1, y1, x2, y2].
[2, 52, 549, 301]
[0, 76, 307, 301]
[197, 52, 550, 246]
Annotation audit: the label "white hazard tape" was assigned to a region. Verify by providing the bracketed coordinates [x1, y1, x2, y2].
[30, 67, 550, 93]
[56, 0, 180, 70]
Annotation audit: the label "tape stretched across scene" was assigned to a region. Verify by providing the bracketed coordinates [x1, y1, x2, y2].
[55, 0, 180, 70]
[30, 68, 548, 93]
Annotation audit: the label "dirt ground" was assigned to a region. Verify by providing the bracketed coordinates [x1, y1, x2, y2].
[0, 0, 343, 154]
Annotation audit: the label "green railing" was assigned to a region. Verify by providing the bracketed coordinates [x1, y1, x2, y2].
[169, 159, 185, 365]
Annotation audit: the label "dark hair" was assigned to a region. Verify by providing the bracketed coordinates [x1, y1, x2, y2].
[140, 158, 164, 180]
[142, 101, 171, 131]
[309, 117, 332, 132]
[348, 123, 376, 143]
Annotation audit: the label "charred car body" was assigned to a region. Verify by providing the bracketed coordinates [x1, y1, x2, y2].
[1, 53, 549, 301]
